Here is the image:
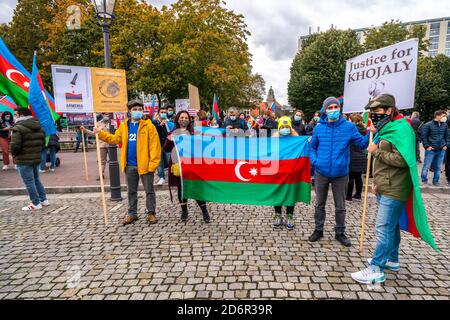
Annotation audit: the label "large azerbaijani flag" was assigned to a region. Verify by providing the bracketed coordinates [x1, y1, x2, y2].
[376, 117, 438, 251]
[174, 135, 311, 206]
[0, 37, 60, 121]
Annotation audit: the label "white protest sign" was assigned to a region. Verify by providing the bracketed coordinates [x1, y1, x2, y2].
[176, 99, 197, 116]
[343, 39, 419, 113]
[51, 65, 94, 113]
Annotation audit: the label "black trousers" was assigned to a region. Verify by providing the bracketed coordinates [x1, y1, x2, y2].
[347, 172, 363, 199]
[274, 206, 294, 215]
[177, 186, 206, 208]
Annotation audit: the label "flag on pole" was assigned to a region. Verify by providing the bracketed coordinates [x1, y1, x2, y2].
[212, 94, 220, 121]
[28, 52, 56, 137]
[0, 37, 60, 121]
[174, 135, 311, 206]
[271, 102, 277, 114]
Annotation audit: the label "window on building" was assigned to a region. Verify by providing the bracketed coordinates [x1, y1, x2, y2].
[429, 50, 438, 57]
[430, 22, 441, 36]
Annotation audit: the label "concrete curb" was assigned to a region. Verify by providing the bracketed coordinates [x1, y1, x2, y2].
[0, 185, 448, 196]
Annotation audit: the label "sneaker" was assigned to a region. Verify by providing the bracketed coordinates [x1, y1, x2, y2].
[308, 230, 323, 242]
[421, 181, 429, 186]
[157, 178, 165, 185]
[22, 203, 42, 211]
[49, 168, 55, 172]
[2, 165, 8, 171]
[273, 214, 282, 229]
[122, 214, 139, 226]
[14, 165, 17, 170]
[367, 259, 400, 271]
[286, 214, 294, 231]
[351, 267, 385, 285]
[335, 233, 352, 247]
[432, 182, 440, 187]
[41, 200, 50, 207]
[39, 169, 46, 173]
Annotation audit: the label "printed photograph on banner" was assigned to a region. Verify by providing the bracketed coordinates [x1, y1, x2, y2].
[91, 67, 128, 113]
[343, 39, 419, 113]
[51, 65, 93, 114]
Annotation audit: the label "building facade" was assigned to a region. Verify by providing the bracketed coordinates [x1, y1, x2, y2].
[298, 17, 450, 58]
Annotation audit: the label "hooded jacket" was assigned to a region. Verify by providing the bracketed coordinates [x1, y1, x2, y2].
[309, 113, 370, 178]
[10, 116, 46, 165]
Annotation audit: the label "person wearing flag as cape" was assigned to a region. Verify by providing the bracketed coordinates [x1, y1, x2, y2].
[351, 94, 437, 285]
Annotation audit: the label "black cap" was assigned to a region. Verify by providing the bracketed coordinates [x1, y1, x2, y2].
[127, 98, 144, 109]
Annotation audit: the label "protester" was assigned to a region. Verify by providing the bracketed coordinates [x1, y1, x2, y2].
[271, 116, 299, 230]
[420, 110, 448, 186]
[247, 105, 261, 137]
[167, 105, 175, 121]
[410, 111, 422, 163]
[446, 109, 450, 186]
[292, 110, 307, 136]
[74, 126, 88, 153]
[346, 113, 368, 202]
[39, 133, 60, 173]
[351, 94, 414, 285]
[305, 112, 321, 136]
[164, 111, 211, 223]
[90, 99, 161, 226]
[10, 107, 49, 211]
[261, 110, 277, 137]
[223, 107, 248, 136]
[197, 110, 209, 127]
[0, 111, 16, 170]
[308, 97, 370, 247]
[239, 112, 246, 120]
[153, 107, 170, 185]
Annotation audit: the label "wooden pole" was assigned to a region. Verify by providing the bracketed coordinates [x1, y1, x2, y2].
[359, 131, 374, 254]
[93, 115, 109, 225]
[81, 129, 89, 181]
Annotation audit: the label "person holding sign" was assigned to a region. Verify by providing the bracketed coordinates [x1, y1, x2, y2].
[90, 99, 161, 226]
[308, 97, 370, 247]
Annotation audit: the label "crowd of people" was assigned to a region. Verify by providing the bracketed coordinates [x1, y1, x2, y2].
[1, 94, 449, 285]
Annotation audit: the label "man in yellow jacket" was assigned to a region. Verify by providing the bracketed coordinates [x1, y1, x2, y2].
[93, 99, 161, 226]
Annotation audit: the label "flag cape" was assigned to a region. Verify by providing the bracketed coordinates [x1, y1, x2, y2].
[174, 135, 311, 206]
[212, 94, 220, 121]
[0, 96, 17, 113]
[0, 37, 60, 121]
[29, 53, 56, 137]
[376, 118, 438, 251]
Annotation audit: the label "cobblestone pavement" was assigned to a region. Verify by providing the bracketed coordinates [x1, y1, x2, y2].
[0, 191, 449, 300]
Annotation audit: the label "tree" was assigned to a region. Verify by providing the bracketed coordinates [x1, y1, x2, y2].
[288, 29, 363, 116]
[0, 23, 11, 43]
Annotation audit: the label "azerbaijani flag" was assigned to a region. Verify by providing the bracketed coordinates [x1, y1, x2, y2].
[0, 96, 17, 114]
[376, 117, 437, 251]
[0, 37, 60, 121]
[212, 94, 220, 121]
[271, 102, 277, 114]
[174, 135, 311, 206]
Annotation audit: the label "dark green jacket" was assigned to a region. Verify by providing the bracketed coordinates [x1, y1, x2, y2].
[10, 117, 46, 165]
[373, 139, 412, 201]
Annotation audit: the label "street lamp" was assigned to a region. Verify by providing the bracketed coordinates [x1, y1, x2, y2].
[93, 0, 122, 202]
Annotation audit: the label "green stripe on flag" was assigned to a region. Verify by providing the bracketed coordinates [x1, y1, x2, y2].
[0, 73, 28, 107]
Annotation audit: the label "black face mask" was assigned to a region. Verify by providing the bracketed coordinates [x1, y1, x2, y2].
[371, 113, 389, 127]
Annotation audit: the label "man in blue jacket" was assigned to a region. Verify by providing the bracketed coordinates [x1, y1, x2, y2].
[309, 97, 370, 247]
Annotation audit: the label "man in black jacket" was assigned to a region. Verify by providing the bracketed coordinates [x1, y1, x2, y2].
[420, 110, 448, 186]
[10, 108, 49, 211]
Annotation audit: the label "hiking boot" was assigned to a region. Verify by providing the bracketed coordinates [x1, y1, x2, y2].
[308, 230, 323, 242]
[336, 233, 352, 247]
[200, 205, 211, 223]
[273, 214, 282, 229]
[123, 214, 138, 226]
[286, 214, 294, 231]
[180, 204, 188, 222]
[351, 267, 385, 285]
[147, 213, 158, 224]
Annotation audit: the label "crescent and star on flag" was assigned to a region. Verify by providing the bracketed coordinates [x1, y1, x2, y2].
[234, 161, 258, 182]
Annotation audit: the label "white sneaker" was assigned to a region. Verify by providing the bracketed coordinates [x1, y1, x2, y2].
[2, 165, 8, 171]
[14, 165, 17, 170]
[351, 267, 385, 285]
[39, 169, 46, 173]
[22, 203, 43, 211]
[49, 168, 55, 172]
[157, 178, 165, 185]
[41, 200, 50, 207]
[367, 258, 400, 271]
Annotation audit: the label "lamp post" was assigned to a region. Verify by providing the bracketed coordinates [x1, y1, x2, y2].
[93, 0, 122, 202]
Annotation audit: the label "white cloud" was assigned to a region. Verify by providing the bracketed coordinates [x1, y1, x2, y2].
[2, 0, 450, 105]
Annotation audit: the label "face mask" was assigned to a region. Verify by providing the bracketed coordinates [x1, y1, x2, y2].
[314, 116, 320, 122]
[5, 117, 11, 121]
[294, 116, 302, 122]
[371, 113, 389, 126]
[441, 117, 448, 123]
[280, 128, 291, 136]
[168, 111, 173, 117]
[326, 110, 340, 121]
[230, 116, 236, 121]
[179, 120, 189, 128]
[131, 111, 143, 121]
[160, 113, 167, 120]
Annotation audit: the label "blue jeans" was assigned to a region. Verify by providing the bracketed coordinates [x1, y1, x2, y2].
[17, 164, 47, 206]
[157, 151, 170, 179]
[40, 147, 57, 170]
[370, 194, 405, 271]
[421, 149, 445, 183]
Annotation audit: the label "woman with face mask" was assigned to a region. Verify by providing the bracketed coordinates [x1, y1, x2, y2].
[0, 111, 16, 170]
[291, 110, 307, 136]
[271, 116, 299, 230]
[164, 111, 211, 223]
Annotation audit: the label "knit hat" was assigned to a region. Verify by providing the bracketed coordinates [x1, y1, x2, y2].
[321, 97, 341, 113]
[278, 116, 292, 130]
[127, 98, 144, 110]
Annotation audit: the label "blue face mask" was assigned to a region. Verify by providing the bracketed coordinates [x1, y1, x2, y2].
[160, 113, 167, 120]
[131, 111, 143, 121]
[294, 116, 301, 122]
[168, 111, 173, 117]
[280, 128, 291, 136]
[327, 110, 340, 121]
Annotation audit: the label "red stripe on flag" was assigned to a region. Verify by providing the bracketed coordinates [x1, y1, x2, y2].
[0, 55, 30, 92]
[406, 190, 420, 237]
[181, 157, 311, 185]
